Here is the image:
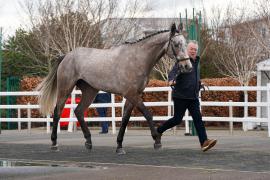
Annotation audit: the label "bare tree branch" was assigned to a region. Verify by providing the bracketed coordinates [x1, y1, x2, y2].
[154, 55, 175, 81]
[16, 0, 147, 73]
[208, 4, 263, 86]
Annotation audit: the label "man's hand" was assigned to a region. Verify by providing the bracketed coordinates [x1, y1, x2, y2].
[168, 80, 176, 86]
[199, 82, 208, 91]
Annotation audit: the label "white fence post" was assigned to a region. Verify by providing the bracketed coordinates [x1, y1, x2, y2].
[57, 122, 60, 133]
[168, 90, 172, 118]
[121, 97, 127, 133]
[229, 100, 233, 135]
[46, 114, 50, 134]
[111, 94, 116, 134]
[257, 71, 262, 128]
[68, 90, 76, 132]
[27, 103, 31, 133]
[18, 108, 21, 131]
[242, 90, 249, 131]
[185, 110, 189, 134]
[168, 90, 176, 134]
[267, 83, 270, 137]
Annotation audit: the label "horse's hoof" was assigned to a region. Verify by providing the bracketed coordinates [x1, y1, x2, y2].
[85, 142, 92, 150]
[116, 148, 126, 155]
[154, 143, 162, 150]
[51, 144, 59, 152]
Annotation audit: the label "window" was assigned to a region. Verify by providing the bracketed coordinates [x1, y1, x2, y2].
[261, 27, 266, 38]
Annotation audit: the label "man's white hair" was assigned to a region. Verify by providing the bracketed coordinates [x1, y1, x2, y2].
[187, 40, 198, 49]
[188, 40, 198, 46]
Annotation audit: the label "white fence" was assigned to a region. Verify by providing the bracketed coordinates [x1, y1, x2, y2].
[0, 85, 270, 136]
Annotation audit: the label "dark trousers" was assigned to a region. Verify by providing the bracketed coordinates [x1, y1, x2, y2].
[157, 98, 208, 146]
[96, 107, 108, 132]
[94, 93, 111, 133]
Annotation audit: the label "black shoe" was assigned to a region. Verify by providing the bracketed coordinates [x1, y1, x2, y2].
[154, 132, 162, 149]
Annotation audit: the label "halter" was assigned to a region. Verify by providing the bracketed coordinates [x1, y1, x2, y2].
[166, 34, 190, 62]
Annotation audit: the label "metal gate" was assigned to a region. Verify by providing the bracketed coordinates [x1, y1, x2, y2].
[6, 76, 20, 129]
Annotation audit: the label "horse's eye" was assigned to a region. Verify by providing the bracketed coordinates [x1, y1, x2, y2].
[174, 44, 180, 48]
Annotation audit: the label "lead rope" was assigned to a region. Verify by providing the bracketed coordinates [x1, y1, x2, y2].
[170, 63, 181, 90]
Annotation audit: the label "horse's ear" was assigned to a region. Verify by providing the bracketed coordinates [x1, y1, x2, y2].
[178, 23, 183, 32]
[182, 30, 188, 38]
[177, 23, 188, 38]
[170, 23, 177, 36]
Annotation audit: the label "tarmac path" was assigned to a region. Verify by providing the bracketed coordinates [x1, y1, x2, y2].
[0, 129, 270, 179]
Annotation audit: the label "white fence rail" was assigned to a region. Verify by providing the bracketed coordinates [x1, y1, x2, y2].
[0, 85, 270, 136]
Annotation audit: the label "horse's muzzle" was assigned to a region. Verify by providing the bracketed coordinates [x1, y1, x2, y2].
[179, 65, 192, 74]
[176, 57, 190, 62]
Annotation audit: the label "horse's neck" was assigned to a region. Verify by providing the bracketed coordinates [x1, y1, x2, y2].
[141, 32, 168, 51]
[138, 33, 168, 72]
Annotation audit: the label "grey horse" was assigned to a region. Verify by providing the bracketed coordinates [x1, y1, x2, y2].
[37, 23, 192, 154]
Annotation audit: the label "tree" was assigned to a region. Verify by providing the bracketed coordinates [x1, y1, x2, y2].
[153, 55, 175, 81]
[3, 29, 49, 77]
[197, 27, 223, 79]
[247, 0, 270, 58]
[206, 4, 265, 131]
[3, 0, 148, 77]
[208, 5, 263, 86]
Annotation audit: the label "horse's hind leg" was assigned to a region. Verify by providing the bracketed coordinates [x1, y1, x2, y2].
[116, 100, 134, 155]
[75, 80, 98, 150]
[51, 89, 74, 151]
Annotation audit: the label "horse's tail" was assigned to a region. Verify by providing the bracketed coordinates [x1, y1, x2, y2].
[37, 55, 65, 116]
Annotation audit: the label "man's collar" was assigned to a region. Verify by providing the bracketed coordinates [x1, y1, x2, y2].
[190, 56, 200, 60]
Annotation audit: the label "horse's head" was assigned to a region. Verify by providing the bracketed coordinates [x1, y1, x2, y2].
[165, 23, 192, 73]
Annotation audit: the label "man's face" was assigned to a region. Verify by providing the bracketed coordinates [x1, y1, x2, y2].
[187, 43, 198, 60]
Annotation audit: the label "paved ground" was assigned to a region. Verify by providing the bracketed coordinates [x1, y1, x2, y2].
[0, 128, 270, 179]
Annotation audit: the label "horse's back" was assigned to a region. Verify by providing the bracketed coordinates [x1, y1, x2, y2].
[57, 45, 149, 95]
[72, 47, 123, 64]
[59, 47, 127, 93]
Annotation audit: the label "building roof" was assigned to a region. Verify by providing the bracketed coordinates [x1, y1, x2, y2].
[101, 17, 187, 47]
[257, 58, 270, 71]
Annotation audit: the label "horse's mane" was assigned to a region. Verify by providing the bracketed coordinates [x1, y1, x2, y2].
[124, 30, 170, 44]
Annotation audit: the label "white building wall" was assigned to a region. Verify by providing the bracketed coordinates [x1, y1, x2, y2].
[257, 59, 270, 127]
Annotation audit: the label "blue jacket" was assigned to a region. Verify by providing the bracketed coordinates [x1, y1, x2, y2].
[94, 93, 111, 103]
[168, 56, 201, 99]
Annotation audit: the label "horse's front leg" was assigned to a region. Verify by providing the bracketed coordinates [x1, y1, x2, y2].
[135, 99, 162, 149]
[116, 100, 134, 155]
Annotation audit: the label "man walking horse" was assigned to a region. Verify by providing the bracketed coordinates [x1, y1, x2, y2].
[37, 23, 211, 154]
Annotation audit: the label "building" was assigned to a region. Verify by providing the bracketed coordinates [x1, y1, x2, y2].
[257, 59, 270, 129]
[100, 18, 186, 47]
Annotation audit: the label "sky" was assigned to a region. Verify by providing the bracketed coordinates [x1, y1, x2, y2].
[0, 0, 255, 40]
